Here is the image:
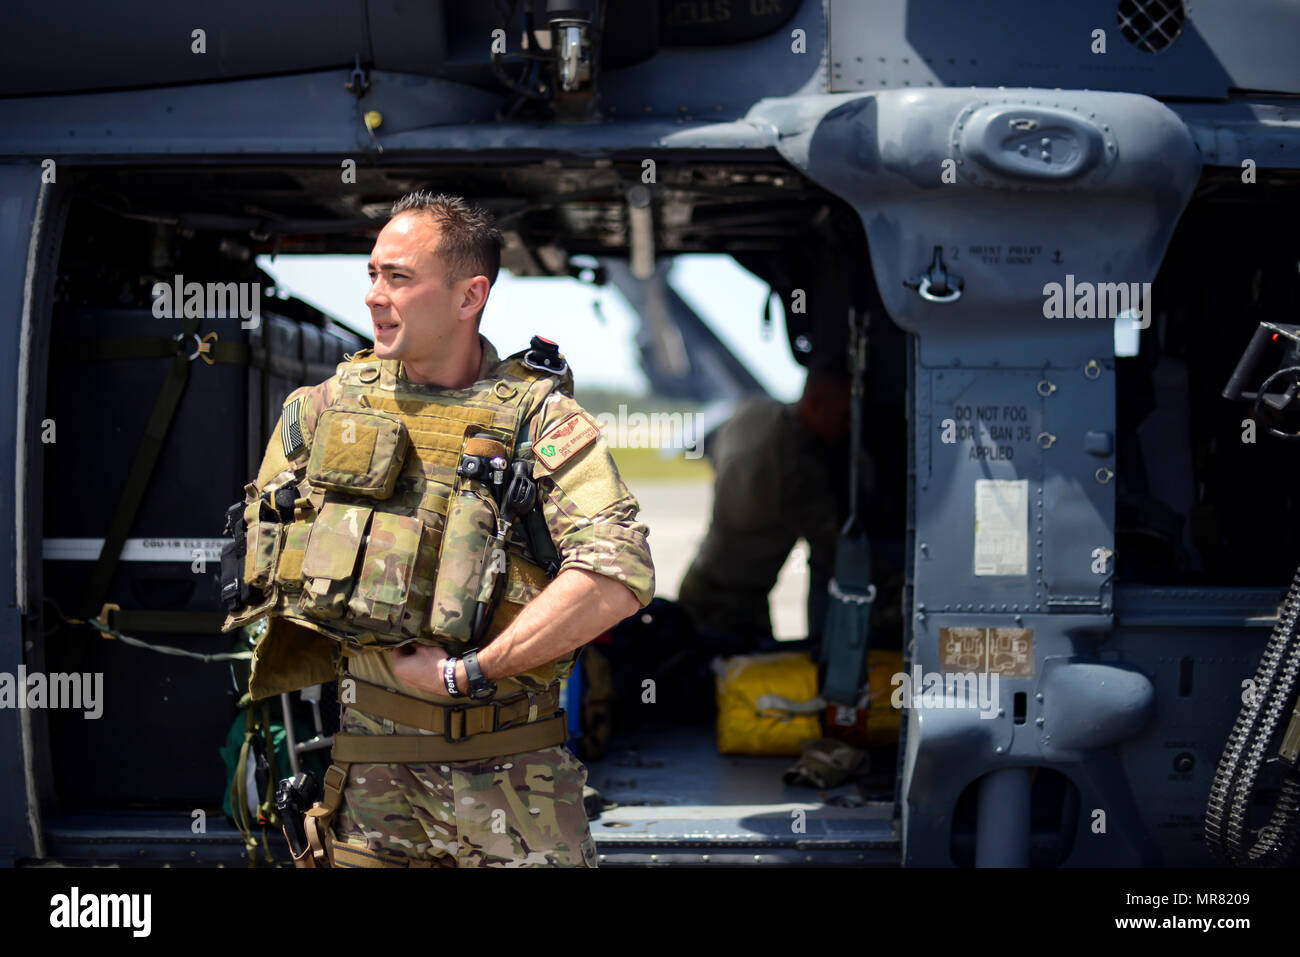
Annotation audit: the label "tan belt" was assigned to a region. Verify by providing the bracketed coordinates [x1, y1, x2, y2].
[348, 678, 562, 739]
[332, 713, 568, 763]
[289, 682, 568, 867]
[331, 842, 441, 868]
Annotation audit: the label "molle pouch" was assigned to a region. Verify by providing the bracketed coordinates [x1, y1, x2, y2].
[306, 407, 409, 500]
[243, 499, 281, 591]
[475, 551, 549, 643]
[275, 522, 313, 593]
[502, 553, 549, 607]
[427, 487, 500, 643]
[299, 502, 373, 620]
[346, 513, 434, 638]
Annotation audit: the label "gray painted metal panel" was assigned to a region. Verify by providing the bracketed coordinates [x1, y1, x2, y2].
[1171, 98, 1300, 169]
[830, 0, 1300, 98]
[601, 0, 828, 116]
[0, 0, 446, 96]
[759, 86, 1218, 864]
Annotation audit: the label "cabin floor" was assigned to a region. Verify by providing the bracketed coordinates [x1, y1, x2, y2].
[583, 723, 900, 866]
[33, 724, 900, 867]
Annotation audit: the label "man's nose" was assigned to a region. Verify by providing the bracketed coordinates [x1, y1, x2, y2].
[365, 280, 387, 309]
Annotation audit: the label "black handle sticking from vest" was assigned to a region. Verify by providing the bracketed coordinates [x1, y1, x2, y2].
[273, 484, 298, 523]
[506, 459, 559, 575]
[523, 335, 568, 375]
[220, 502, 248, 612]
[462, 454, 554, 646]
[504, 460, 537, 523]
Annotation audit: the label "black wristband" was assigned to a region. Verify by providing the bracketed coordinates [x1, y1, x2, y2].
[463, 649, 497, 700]
[443, 657, 463, 697]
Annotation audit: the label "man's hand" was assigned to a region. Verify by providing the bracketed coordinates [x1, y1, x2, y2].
[385, 569, 640, 693]
[389, 643, 466, 696]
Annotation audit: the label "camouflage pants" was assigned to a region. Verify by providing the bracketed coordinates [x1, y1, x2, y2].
[331, 707, 598, 867]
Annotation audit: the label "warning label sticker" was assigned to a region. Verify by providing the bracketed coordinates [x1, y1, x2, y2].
[974, 479, 1028, 576]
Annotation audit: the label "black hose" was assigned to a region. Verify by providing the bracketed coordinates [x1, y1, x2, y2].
[1205, 559, 1300, 865]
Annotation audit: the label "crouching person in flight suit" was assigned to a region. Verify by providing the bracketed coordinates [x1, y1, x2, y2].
[220, 191, 654, 867]
[675, 363, 854, 658]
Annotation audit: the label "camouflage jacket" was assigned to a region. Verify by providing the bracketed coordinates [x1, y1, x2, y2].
[241, 334, 654, 702]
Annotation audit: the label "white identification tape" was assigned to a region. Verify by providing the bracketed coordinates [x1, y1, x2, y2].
[43, 537, 226, 563]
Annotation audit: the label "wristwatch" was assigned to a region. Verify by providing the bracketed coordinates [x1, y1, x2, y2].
[442, 657, 464, 698]
[462, 649, 497, 701]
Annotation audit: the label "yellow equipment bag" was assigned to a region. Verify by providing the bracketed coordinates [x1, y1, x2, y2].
[714, 651, 823, 756]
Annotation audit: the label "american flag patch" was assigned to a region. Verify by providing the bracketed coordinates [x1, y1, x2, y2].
[280, 397, 306, 457]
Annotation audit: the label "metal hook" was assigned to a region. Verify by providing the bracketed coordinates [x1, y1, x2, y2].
[917, 276, 962, 303]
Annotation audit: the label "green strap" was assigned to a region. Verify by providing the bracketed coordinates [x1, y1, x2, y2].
[257, 702, 279, 863]
[231, 703, 279, 866]
[231, 706, 259, 867]
[84, 312, 201, 616]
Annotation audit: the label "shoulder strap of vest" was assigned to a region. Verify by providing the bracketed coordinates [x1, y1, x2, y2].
[495, 350, 575, 579]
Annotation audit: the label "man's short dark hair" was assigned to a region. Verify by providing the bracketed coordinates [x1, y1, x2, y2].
[390, 191, 503, 291]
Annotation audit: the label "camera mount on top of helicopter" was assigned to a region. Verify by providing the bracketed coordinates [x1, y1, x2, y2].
[1222, 321, 1300, 440]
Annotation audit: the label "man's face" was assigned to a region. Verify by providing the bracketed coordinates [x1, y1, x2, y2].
[365, 212, 479, 363]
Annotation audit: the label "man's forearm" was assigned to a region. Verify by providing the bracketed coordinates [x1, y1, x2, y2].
[475, 567, 640, 681]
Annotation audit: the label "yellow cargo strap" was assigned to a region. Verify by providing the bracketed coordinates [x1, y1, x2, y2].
[332, 712, 568, 763]
[349, 679, 561, 737]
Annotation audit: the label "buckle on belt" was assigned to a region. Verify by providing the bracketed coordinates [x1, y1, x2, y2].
[491, 690, 542, 732]
[492, 697, 520, 732]
[443, 703, 470, 742]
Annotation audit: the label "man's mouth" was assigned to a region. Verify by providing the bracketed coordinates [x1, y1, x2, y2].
[375, 320, 399, 334]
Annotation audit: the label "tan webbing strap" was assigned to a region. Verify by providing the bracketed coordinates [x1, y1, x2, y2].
[332, 713, 568, 763]
[331, 842, 437, 868]
[320, 762, 349, 813]
[303, 807, 334, 868]
[350, 680, 560, 736]
[286, 829, 315, 869]
[463, 436, 507, 458]
[297, 762, 350, 868]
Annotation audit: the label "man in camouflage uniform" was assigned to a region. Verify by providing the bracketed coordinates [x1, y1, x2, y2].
[246, 191, 654, 866]
[676, 366, 853, 653]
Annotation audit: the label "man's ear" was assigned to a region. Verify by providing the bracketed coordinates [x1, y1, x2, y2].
[459, 275, 489, 322]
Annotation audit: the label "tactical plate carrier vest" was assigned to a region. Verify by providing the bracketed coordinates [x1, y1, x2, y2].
[221, 343, 572, 682]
